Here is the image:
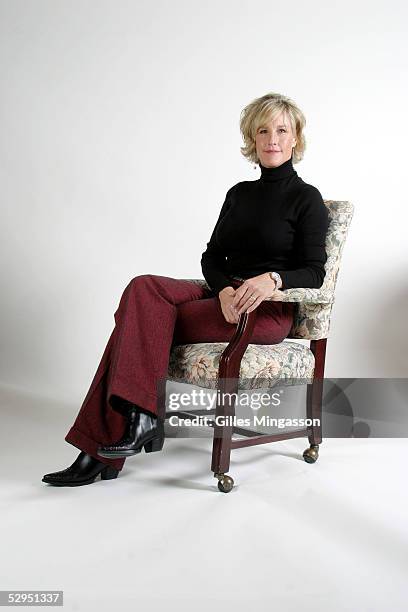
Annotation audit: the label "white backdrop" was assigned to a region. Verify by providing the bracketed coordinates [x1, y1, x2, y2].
[1, 0, 407, 406]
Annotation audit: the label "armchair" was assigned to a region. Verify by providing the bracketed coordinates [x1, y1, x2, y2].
[159, 200, 354, 492]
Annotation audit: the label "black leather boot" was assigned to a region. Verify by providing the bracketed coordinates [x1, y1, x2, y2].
[42, 451, 120, 486]
[97, 405, 165, 458]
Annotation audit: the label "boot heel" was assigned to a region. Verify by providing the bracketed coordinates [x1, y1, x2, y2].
[144, 436, 165, 453]
[101, 465, 120, 480]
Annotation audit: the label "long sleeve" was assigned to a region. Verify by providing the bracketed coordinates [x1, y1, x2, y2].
[200, 186, 236, 296]
[275, 187, 330, 290]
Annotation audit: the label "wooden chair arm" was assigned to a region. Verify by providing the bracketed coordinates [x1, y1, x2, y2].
[217, 310, 258, 385]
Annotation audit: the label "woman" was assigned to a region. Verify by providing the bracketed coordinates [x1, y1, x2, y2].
[42, 92, 329, 487]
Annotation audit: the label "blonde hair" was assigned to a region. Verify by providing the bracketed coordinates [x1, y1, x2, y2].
[239, 92, 306, 165]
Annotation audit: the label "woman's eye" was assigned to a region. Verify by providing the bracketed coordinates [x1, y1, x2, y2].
[259, 128, 286, 134]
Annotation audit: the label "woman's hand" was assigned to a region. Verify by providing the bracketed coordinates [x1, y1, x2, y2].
[218, 286, 240, 324]
[231, 273, 276, 315]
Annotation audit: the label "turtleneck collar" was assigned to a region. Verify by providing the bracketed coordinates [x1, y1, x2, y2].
[259, 156, 297, 182]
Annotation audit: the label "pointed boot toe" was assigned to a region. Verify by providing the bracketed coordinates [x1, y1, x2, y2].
[42, 451, 120, 486]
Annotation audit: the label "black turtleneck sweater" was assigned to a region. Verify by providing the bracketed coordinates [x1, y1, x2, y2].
[201, 157, 330, 296]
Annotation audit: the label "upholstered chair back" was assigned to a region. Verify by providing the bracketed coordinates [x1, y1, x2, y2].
[282, 200, 354, 340]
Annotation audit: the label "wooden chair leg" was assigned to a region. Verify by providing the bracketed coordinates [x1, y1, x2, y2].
[303, 338, 327, 464]
[211, 310, 258, 492]
[211, 376, 238, 491]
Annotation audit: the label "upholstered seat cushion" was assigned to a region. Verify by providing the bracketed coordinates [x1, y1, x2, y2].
[168, 340, 315, 390]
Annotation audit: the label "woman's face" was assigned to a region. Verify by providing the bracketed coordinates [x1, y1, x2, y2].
[255, 112, 296, 168]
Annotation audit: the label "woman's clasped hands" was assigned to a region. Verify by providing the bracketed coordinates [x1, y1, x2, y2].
[218, 273, 277, 324]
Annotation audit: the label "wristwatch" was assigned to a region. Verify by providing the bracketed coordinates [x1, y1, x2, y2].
[268, 272, 282, 290]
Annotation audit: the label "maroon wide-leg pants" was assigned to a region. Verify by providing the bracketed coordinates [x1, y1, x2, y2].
[65, 274, 295, 471]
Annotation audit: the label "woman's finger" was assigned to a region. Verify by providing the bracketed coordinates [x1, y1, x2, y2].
[246, 295, 263, 313]
[224, 307, 236, 324]
[232, 285, 252, 309]
[237, 293, 259, 315]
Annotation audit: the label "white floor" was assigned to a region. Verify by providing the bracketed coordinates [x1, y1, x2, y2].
[1, 385, 407, 612]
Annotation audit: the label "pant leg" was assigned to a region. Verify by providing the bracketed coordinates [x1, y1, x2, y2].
[64, 274, 295, 471]
[64, 275, 214, 470]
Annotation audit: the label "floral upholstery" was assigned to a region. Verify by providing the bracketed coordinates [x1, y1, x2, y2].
[168, 340, 314, 390]
[168, 200, 353, 386]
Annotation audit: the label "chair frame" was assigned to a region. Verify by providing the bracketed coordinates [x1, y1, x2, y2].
[158, 198, 354, 491]
[160, 307, 327, 493]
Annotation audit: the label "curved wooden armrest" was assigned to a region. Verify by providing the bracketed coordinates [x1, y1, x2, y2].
[217, 310, 258, 388]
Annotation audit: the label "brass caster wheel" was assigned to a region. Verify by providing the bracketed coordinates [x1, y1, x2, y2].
[303, 444, 319, 464]
[214, 473, 234, 493]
